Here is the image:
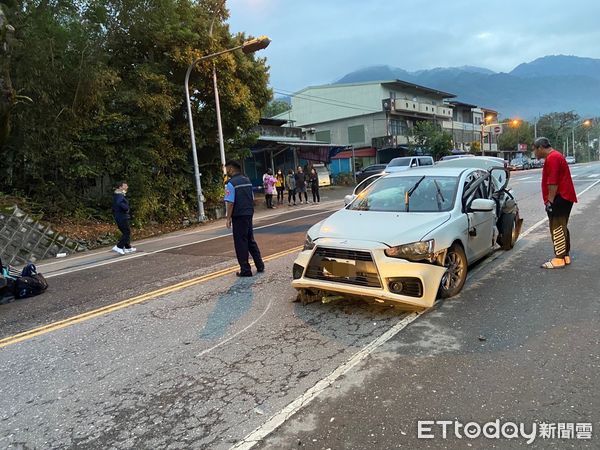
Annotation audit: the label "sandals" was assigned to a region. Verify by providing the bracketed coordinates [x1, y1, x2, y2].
[541, 258, 566, 269]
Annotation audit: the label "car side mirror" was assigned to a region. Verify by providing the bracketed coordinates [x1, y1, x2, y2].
[344, 194, 356, 205]
[469, 198, 495, 212]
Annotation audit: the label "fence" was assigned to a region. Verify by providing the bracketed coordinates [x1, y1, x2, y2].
[0, 206, 86, 266]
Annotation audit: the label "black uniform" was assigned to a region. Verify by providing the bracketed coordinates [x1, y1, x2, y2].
[226, 173, 264, 276]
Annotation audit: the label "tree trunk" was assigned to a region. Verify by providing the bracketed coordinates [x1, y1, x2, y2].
[0, 4, 15, 148]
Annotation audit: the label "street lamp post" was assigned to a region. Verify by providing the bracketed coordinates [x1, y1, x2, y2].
[185, 36, 271, 222]
[480, 115, 493, 156]
[209, 0, 228, 177]
[568, 119, 592, 162]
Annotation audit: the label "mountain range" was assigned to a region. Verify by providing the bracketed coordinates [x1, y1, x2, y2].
[333, 55, 600, 119]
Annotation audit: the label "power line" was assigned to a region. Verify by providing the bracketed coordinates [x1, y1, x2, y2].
[273, 88, 382, 114]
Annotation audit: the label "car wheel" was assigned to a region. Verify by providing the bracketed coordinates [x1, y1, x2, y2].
[439, 244, 467, 298]
[498, 213, 517, 250]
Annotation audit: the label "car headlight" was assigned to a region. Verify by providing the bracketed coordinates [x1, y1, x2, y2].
[384, 240, 434, 261]
[303, 235, 316, 251]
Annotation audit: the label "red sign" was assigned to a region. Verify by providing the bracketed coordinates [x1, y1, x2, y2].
[518, 143, 528, 151]
[493, 126, 502, 134]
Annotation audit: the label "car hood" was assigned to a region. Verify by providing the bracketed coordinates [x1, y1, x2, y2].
[310, 209, 451, 247]
[384, 166, 410, 173]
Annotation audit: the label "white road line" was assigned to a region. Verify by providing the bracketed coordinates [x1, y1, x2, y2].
[44, 208, 339, 279]
[587, 174, 599, 178]
[39, 199, 343, 268]
[230, 312, 422, 450]
[519, 176, 533, 180]
[231, 178, 600, 450]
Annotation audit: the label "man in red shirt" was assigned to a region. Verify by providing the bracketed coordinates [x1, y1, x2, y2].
[533, 137, 578, 269]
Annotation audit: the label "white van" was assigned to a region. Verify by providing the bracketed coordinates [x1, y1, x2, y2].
[385, 156, 434, 173]
[312, 163, 331, 187]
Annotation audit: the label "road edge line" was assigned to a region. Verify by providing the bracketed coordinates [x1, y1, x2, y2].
[230, 311, 423, 450]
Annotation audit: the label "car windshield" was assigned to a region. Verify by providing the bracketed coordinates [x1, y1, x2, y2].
[387, 158, 411, 167]
[348, 175, 459, 212]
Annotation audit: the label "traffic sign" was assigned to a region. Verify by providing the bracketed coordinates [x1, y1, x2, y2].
[493, 126, 502, 134]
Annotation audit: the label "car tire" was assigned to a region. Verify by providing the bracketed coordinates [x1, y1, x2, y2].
[439, 244, 467, 299]
[498, 213, 517, 250]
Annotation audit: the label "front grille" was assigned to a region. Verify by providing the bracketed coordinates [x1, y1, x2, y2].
[305, 246, 381, 288]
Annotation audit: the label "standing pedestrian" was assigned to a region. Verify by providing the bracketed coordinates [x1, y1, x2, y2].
[308, 167, 320, 203]
[262, 168, 277, 209]
[533, 137, 578, 269]
[285, 169, 297, 206]
[224, 160, 265, 277]
[275, 169, 285, 205]
[111, 181, 136, 255]
[295, 166, 309, 204]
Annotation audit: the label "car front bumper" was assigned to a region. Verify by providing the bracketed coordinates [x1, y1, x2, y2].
[292, 244, 447, 309]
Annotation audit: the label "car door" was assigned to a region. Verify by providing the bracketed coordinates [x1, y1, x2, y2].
[418, 157, 434, 168]
[462, 172, 496, 261]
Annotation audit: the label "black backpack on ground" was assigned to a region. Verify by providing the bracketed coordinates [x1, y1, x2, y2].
[0, 258, 48, 301]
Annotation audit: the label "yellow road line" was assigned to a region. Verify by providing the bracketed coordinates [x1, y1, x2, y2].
[0, 246, 304, 350]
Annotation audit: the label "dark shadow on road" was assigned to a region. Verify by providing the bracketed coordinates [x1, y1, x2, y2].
[198, 277, 255, 341]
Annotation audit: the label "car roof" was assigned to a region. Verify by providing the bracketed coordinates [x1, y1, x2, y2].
[436, 156, 505, 170]
[385, 166, 468, 178]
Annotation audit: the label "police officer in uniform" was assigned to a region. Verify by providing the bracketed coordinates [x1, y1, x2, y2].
[224, 160, 265, 277]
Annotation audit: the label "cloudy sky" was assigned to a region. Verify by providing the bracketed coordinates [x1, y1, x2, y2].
[227, 0, 600, 94]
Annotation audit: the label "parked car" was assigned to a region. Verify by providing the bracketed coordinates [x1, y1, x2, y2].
[508, 157, 532, 170]
[565, 156, 576, 164]
[439, 154, 475, 162]
[355, 164, 387, 183]
[292, 164, 522, 309]
[385, 156, 434, 173]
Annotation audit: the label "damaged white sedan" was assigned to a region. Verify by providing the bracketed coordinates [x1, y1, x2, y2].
[292, 166, 521, 309]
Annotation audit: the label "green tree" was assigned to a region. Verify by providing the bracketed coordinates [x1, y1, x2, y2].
[410, 121, 453, 160]
[262, 99, 290, 118]
[1, 0, 271, 223]
[0, 1, 16, 147]
[535, 111, 579, 152]
[497, 120, 534, 152]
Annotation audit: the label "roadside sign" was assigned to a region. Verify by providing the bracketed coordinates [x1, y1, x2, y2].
[518, 143, 528, 151]
[494, 126, 502, 134]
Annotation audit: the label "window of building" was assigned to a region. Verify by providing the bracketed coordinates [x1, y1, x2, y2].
[390, 119, 408, 136]
[316, 130, 331, 143]
[347, 125, 366, 144]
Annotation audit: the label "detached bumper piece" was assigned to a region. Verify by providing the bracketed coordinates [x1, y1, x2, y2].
[304, 247, 381, 288]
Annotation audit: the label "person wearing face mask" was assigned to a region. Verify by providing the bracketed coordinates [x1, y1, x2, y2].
[112, 181, 136, 255]
[275, 169, 285, 205]
[262, 168, 277, 209]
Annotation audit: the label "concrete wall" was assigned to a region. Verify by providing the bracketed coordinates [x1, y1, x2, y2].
[305, 112, 387, 148]
[0, 206, 86, 266]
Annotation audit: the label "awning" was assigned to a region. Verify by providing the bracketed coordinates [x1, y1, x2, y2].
[331, 147, 376, 159]
[249, 136, 346, 163]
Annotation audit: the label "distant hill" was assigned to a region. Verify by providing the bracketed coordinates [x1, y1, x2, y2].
[334, 55, 600, 118]
[510, 55, 600, 80]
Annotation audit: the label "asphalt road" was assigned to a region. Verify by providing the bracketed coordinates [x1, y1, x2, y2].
[0, 163, 599, 449]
